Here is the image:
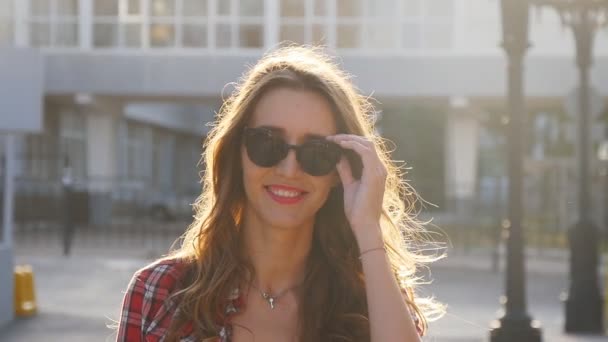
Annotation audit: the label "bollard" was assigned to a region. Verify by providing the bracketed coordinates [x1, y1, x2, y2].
[14, 264, 37, 317]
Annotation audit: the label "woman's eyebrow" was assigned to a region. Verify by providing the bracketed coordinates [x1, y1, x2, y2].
[257, 125, 327, 140]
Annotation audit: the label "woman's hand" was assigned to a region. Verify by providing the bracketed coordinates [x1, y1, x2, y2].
[326, 134, 387, 243]
[327, 135, 421, 342]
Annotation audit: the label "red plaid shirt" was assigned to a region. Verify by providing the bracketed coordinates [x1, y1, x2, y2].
[116, 259, 423, 342]
[116, 259, 206, 342]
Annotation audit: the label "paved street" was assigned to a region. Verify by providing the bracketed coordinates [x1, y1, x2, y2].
[1, 247, 608, 342]
[425, 261, 606, 341]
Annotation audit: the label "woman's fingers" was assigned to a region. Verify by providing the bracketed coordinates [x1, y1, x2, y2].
[330, 134, 375, 149]
[328, 134, 386, 180]
[327, 134, 387, 228]
[335, 156, 355, 186]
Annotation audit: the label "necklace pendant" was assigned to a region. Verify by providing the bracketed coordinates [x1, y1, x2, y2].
[260, 292, 275, 309]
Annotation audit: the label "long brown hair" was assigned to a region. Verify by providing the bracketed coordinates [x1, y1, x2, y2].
[164, 45, 443, 341]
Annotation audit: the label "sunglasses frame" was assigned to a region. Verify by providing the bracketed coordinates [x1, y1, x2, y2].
[243, 126, 343, 176]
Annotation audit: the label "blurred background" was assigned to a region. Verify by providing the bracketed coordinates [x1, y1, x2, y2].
[0, 0, 608, 341]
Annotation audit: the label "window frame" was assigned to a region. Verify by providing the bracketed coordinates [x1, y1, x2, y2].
[28, 0, 79, 47]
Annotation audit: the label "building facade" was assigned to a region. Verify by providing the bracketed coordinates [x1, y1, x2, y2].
[1, 0, 608, 328]
[0, 0, 607, 231]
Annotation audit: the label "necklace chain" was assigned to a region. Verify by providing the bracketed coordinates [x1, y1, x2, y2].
[249, 282, 300, 310]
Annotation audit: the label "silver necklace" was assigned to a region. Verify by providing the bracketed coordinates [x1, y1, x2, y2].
[249, 282, 299, 309]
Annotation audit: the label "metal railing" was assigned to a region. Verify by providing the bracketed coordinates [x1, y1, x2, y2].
[3, 158, 607, 257]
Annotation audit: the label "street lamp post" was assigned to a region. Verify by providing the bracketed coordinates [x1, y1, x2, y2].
[600, 140, 608, 237]
[491, 1, 542, 341]
[532, 0, 608, 333]
[604, 137, 608, 241]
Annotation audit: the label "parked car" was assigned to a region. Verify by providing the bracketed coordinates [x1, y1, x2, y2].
[144, 190, 198, 222]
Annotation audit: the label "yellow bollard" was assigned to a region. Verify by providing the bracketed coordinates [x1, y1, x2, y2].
[14, 264, 37, 317]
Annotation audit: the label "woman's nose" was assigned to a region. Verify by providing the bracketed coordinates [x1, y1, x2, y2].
[275, 148, 301, 178]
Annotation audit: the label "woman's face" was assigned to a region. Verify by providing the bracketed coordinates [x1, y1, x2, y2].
[241, 87, 339, 231]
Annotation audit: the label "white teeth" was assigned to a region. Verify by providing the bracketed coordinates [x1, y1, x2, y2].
[268, 188, 302, 198]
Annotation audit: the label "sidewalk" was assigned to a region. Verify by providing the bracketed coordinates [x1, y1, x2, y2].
[435, 246, 608, 276]
[1, 249, 607, 341]
[428, 248, 608, 342]
[2, 254, 143, 342]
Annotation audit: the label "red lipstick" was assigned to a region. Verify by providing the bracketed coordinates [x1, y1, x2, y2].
[265, 185, 307, 205]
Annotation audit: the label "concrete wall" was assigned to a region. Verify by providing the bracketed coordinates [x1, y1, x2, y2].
[42, 53, 608, 99]
[0, 246, 13, 328]
[125, 103, 216, 135]
[0, 48, 44, 328]
[0, 48, 44, 130]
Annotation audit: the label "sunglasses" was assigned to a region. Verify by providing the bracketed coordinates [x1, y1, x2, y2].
[243, 127, 344, 176]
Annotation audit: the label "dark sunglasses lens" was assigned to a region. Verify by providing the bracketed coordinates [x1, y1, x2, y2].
[245, 129, 286, 167]
[298, 141, 341, 176]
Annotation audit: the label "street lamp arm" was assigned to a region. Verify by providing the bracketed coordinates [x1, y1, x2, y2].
[530, 0, 608, 8]
[530, 0, 608, 69]
[530, 0, 608, 29]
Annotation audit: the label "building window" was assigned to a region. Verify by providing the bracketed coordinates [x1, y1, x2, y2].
[93, 0, 118, 16]
[91, 0, 264, 49]
[401, 22, 421, 49]
[336, 0, 362, 48]
[422, 0, 453, 49]
[0, 0, 14, 45]
[182, 22, 207, 47]
[151, 129, 176, 191]
[403, 0, 421, 16]
[422, 21, 452, 49]
[22, 0, 454, 51]
[240, 0, 263, 16]
[280, 0, 328, 45]
[181, 0, 208, 47]
[426, 0, 453, 18]
[29, 0, 79, 47]
[125, 121, 153, 181]
[150, 0, 176, 47]
[182, 0, 206, 16]
[174, 134, 202, 195]
[150, 22, 175, 47]
[335, 0, 454, 51]
[59, 110, 87, 181]
[216, 0, 264, 49]
[336, 24, 358, 48]
[22, 112, 62, 181]
[400, 0, 454, 50]
[215, 22, 232, 48]
[239, 23, 263, 48]
[93, 0, 144, 47]
[337, 0, 361, 17]
[380, 106, 447, 209]
[280, 23, 304, 44]
[117, 121, 199, 196]
[363, 0, 398, 49]
[24, 134, 59, 180]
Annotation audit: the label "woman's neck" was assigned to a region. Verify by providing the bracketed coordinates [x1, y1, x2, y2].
[241, 215, 313, 294]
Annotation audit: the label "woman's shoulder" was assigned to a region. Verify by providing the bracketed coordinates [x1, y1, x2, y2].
[117, 257, 196, 341]
[132, 257, 190, 291]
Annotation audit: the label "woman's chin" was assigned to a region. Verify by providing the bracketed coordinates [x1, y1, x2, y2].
[263, 216, 314, 232]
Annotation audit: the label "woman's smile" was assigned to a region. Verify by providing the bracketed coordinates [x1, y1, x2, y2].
[265, 184, 308, 205]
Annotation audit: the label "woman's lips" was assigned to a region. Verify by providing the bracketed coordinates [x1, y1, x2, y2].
[265, 185, 307, 205]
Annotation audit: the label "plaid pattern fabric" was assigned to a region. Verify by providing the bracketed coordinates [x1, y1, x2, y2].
[116, 259, 198, 342]
[116, 258, 423, 341]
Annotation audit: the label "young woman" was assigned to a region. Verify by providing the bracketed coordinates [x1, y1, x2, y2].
[116, 46, 441, 342]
